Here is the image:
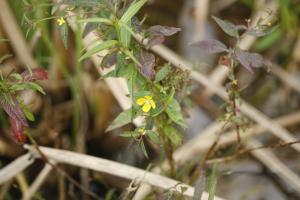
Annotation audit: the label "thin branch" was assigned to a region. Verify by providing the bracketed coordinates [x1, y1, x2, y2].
[206, 139, 300, 164]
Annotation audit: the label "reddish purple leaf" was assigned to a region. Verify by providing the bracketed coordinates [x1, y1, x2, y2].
[191, 39, 228, 54]
[147, 34, 165, 47]
[137, 50, 156, 80]
[234, 49, 265, 73]
[22, 68, 48, 81]
[149, 25, 181, 36]
[0, 97, 28, 127]
[212, 16, 239, 38]
[101, 51, 117, 68]
[9, 117, 27, 143]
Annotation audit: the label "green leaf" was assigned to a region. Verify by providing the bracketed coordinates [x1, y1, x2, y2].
[254, 29, 282, 51]
[212, 16, 239, 38]
[163, 125, 183, 146]
[27, 82, 46, 95]
[120, 0, 147, 24]
[79, 17, 112, 24]
[155, 64, 170, 82]
[165, 98, 187, 128]
[106, 109, 134, 132]
[114, 53, 126, 77]
[126, 64, 137, 99]
[120, 131, 140, 137]
[139, 139, 149, 159]
[133, 91, 152, 99]
[120, 21, 132, 47]
[60, 23, 68, 49]
[146, 130, 160, 144]
[207, 163, 218, 200]
[22, 107, 35, 121]
[9, 73, 23, 81]
[51, 5, 59, 15]
[10, 83, 45, 95]
[79, 40, 118, 61]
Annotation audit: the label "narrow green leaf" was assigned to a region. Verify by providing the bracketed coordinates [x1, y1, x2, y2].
[60, 23, 68, 49]
[139, 139, 149, 158]
[155, 64, 170, 82]
[106, 109, 133, 132]
[9, 73, 23, 81]
[51, 5, 59, 15]
[207, 163, 218, 200]
[120, 21, 132, 47]
[120, 0, 147, 24]
[120, 131, 140, 137]
[79, 18, 112, 25]
[126, 64, 137, 99]
[22, 107, 35, 121]
[79, 40, 118, 61]
[27, 82, 46, 95]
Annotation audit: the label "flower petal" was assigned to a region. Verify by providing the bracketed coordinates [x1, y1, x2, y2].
[136, 98, 146, 105]
[144, 96, 152, 100]
[150, 99, 156, 109]
[142, 102, 151, 112]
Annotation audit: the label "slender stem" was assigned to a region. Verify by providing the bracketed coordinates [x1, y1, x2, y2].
[162, 133, 175, 178]
[229, 57, 242, 148]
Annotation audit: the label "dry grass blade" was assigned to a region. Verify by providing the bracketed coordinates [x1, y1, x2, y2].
[0, 153, 34, 184]
[175, 111, 300, 161]
[22, 162, 54, 200]
[246, 139, 300, 192]
[25, 145, 225, 200]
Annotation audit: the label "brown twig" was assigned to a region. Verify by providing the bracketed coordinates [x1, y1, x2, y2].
[206, 139, 300, 165]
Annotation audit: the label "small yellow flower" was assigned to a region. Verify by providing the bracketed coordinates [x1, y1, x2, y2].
[136, 95, 156, 113]
[57, 17, 66, 26]
[232, 79, 238, 85]
[138, 127, 146, 135]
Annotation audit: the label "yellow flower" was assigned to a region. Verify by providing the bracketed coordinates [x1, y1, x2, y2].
[138, 127, 146, 135]
[57, 17, 66, 26]
[136, 95, 156, 113]
[232, 79, 238, 85]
